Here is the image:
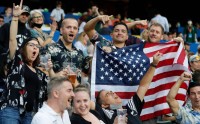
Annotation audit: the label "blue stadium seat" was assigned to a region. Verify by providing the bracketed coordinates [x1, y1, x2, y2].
[0, 6, 5, 14]
[52, 30, 60, 42]
[102, 35, 112, 41]
[177, 27, 184, 34]
[197, 29, 200, 38]
[190, 43, 198, 54]
[42, 12, 52, 24]
[65, 14, 81, 20]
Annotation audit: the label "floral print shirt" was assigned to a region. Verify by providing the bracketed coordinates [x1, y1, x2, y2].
[41, 39, 90, 83]
[0, 50, 48, 114]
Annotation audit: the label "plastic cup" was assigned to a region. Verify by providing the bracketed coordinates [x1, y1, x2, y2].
[40, 53, 51, 70]
[117, 109, 127, 124]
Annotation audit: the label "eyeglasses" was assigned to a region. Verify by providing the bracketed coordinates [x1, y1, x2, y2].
[33, 16, 42, 19]
[27, 43, 41, 48]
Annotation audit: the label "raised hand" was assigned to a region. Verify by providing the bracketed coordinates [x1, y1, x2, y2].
[98, 15, 113, 24]
[179, 72, 192, 82]
[50, 20, 57, 31]
[152, 51, 163, 65]
[13, 0, 23, 17]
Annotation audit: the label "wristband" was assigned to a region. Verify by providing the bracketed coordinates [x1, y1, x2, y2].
[150, 63, 157, 68]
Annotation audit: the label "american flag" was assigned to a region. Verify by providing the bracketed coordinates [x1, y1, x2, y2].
[90, 41, 189, 120]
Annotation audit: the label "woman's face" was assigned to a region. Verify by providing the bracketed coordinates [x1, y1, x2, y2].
[25, 40, 40, 63]
[73, 91, 90, 116]
[32, 12, 43, 24]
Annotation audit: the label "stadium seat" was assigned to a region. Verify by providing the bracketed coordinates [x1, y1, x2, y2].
[197, 29, 200, 39]
[102, 35, 112, 41]
[52, 30, 60, 42]
[42, 12, 52, 24]
[177, 27, 184, 34]
[65, 13, 81, 20]
[190, 43, 198, 54]
[0, 6, 5, 14]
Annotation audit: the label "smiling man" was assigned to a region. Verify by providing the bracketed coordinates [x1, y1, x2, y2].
[31, 77, 75, 124]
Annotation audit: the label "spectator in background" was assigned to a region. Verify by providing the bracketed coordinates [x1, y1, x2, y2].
[50, 0, 65, 30]
[74, 31, 90, 57]
[189, 55, 200, 73]
[184, 20, 197, 43]
[86, 5, 102, 32]
[28, 9, 57, 47]
[184, 42, 190, 56]
[0, 15, 4, 27]
[31, 77, 74, 124]
[197, 45, 200, 56]
[2, 7, 12, 23]
[98, 21, 112, 35]
[140, 29, 149, 41]
[149, 9, 169, 33]
[78, 12, 88, 34]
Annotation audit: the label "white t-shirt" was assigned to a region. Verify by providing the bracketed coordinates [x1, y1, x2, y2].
[31, 102, 71, 124]
[50, 8, 65, 22]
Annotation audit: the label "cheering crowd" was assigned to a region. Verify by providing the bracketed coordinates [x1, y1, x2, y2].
[0, 0, 200, 124]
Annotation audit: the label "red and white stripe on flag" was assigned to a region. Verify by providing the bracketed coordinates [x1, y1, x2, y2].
[90, 41, 190, 121]
[140, 41, 189, 120]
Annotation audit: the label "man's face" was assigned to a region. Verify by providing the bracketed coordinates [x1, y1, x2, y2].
[19, 12, 29, 24]
[99, 90, 122, 108]
[61, 19, 78, 43]
[148, 25, 163, 43]
[190, 61, 200, 71]
[111, 25, 128, 44]
[57, 81, 75, 109]
[189, 86, 200, 109]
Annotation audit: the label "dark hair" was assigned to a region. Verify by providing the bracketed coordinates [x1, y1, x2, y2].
[149, 22, 165, 35]
[20, 37, 40, 67]
[187, 82, 200, 95]
[56, 0, 62, 6]
[0, 15, 4, 19]
[113, 22, 129, 33]
[192, 70, 200, 83]
[96, 89, 105, 106]
[0, 54, 7, 78]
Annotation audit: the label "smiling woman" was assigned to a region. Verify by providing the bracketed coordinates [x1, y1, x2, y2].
[71, 84, 106, 124]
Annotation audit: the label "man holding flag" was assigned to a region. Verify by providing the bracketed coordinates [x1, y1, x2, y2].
[84, 14, 187, 123]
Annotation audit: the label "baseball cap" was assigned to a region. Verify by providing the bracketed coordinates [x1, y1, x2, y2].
[189, 55, 200, 62]
[21, 5, 30, 15]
